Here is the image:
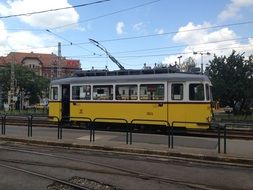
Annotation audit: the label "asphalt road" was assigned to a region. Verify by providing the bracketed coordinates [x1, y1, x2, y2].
[0, 142, 252, 190]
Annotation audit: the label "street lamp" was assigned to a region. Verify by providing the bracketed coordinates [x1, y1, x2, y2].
[193, 51, 211, 74]
[177, 55, 182, 65]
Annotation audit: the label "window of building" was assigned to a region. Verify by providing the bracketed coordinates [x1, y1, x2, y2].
[50, 87, 58, 100]
[93, 85, 113, 100]
[189, 83, 204, 100]
[72, 85, 91, 100]
[116, 85, 138, 100]
[206, 84, 210, 100]
[171, 83, 184, 100]
[140, 84, 164, 100]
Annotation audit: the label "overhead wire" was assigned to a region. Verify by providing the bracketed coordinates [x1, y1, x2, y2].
[51, 0, 161, 30]
[45, 29, 98, 55]
[0, 0, 110, 19]
[62, 36, 252, 57]
[1, 0, 161, 31]
[66, 44, 253, 59]
[79, 21, 253, 44]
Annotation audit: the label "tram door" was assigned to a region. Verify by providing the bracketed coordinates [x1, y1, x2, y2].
[61, 84, 70, 120]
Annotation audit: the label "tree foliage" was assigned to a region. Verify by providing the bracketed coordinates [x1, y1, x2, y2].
[0, 64, 50, 105]
[179, 57, 197, 72]
[207, 51, 253, 109]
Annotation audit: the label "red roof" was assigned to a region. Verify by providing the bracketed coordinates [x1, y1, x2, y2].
[0, 52, 80, 69]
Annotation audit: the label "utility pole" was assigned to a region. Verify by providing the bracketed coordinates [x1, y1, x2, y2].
[57, 42, 62, 78]
[193, 52, 211, 74]
[9, 54, 16, 110]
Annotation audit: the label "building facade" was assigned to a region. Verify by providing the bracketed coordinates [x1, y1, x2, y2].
[0, 52, 81, 79]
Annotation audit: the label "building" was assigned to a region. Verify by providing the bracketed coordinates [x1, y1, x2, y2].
[0, 52, 81, 79]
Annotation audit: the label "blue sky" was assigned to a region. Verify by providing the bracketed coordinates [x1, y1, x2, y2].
[0, 0, 253, 70]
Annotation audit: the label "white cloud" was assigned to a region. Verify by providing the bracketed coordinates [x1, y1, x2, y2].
[0, 20, 57, 56]
[116, 22, 125, 35]
[133, 22, 145, 31]
[172, 22, 212, 44]
[163, 22, 253, 66]
[0, 0, 79, 29]
[218, 0, 253, 21]
[155, 28, 165, 34]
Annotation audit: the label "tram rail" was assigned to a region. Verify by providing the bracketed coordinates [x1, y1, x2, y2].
[0, 161, 92, 190]
[0, 144, 228, 190]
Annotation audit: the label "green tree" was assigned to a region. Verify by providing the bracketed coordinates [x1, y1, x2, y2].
[0, 63, 50, 105]
[179, 57, 197, 72]
[207, 51, 253, 110]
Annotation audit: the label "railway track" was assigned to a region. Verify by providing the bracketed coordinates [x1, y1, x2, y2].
[0, 162, 92, 190]
[0, 144, 229, 190]
[2, 116, 253, 140]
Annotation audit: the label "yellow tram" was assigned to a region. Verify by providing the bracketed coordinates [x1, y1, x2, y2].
[48, 69, 212, 128]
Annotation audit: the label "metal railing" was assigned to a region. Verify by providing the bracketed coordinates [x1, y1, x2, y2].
[171, 121, 210, 150]
[4, 114, 252, 155]
[131, 119, 172, 148]
[93, 118, 129, 143]
[217, 122, 253, 154]
[1, 115, 32, 137]
[48, 116, 61, 139]
[61, 116, 93, 141]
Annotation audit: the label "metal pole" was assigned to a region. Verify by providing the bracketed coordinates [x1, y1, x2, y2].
[218, 123, 220, 153]
[171, 124, 174, 149]
[30, 115, 33, 137]
[89, 123, 92, 142]
[58, 119, 61, 139]
[60, 120, 62, 139]
[130, 124, 133, 145]
[27, 116, 30, 137]
[1, 115, 3, 135]
[92, 126, 95, 142]
[126, 123, 129, 144]
[3, 115, 5, 135]
[168, 124, 171, 148]
[224, 125, 227, 154]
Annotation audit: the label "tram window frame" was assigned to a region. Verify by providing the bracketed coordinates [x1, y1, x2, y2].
[72, 85, 91, 100]
[189, 83, 205, 101]
[115, 84, 138, 100]
[93, 85, 113, 100]
[140, 83, 165, 100]
[50, 86, 59, 100]
[205, 84, 210, 101]
[171, 83, 184, 100]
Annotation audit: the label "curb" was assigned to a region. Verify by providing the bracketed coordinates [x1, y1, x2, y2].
[1, 136, 253, 167]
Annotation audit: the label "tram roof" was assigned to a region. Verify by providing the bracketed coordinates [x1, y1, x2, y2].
[51, 72, 210, 85]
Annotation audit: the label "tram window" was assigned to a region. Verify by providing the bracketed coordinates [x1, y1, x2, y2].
[116, 85, 137, 100]
[171, 83, 183, 100]
[140, 84, 164, 100]
[189, 83, 204, 100]
[72, 85, 91, 100]
[50, 87, 58, 100]
[93, 85, 113, 100]
[206, 84, 210, 100]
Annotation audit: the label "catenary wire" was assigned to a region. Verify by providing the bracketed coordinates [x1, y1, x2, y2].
[63, 38, 252, 58]
[51, 0, 161, 30]
[0, 0, 110, 19]
[66, 44, 253, 59]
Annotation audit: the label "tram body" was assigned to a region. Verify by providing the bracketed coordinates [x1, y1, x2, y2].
[48, 72, 212, 128]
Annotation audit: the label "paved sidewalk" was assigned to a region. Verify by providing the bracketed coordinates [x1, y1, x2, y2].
[1, 125, 253, 165]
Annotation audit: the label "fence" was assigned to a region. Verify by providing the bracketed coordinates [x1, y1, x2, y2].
[2, 115, 249, 154]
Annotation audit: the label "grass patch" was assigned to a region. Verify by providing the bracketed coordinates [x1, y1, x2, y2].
[214, 112, 253, 123]
[0, 108, 48, 116]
